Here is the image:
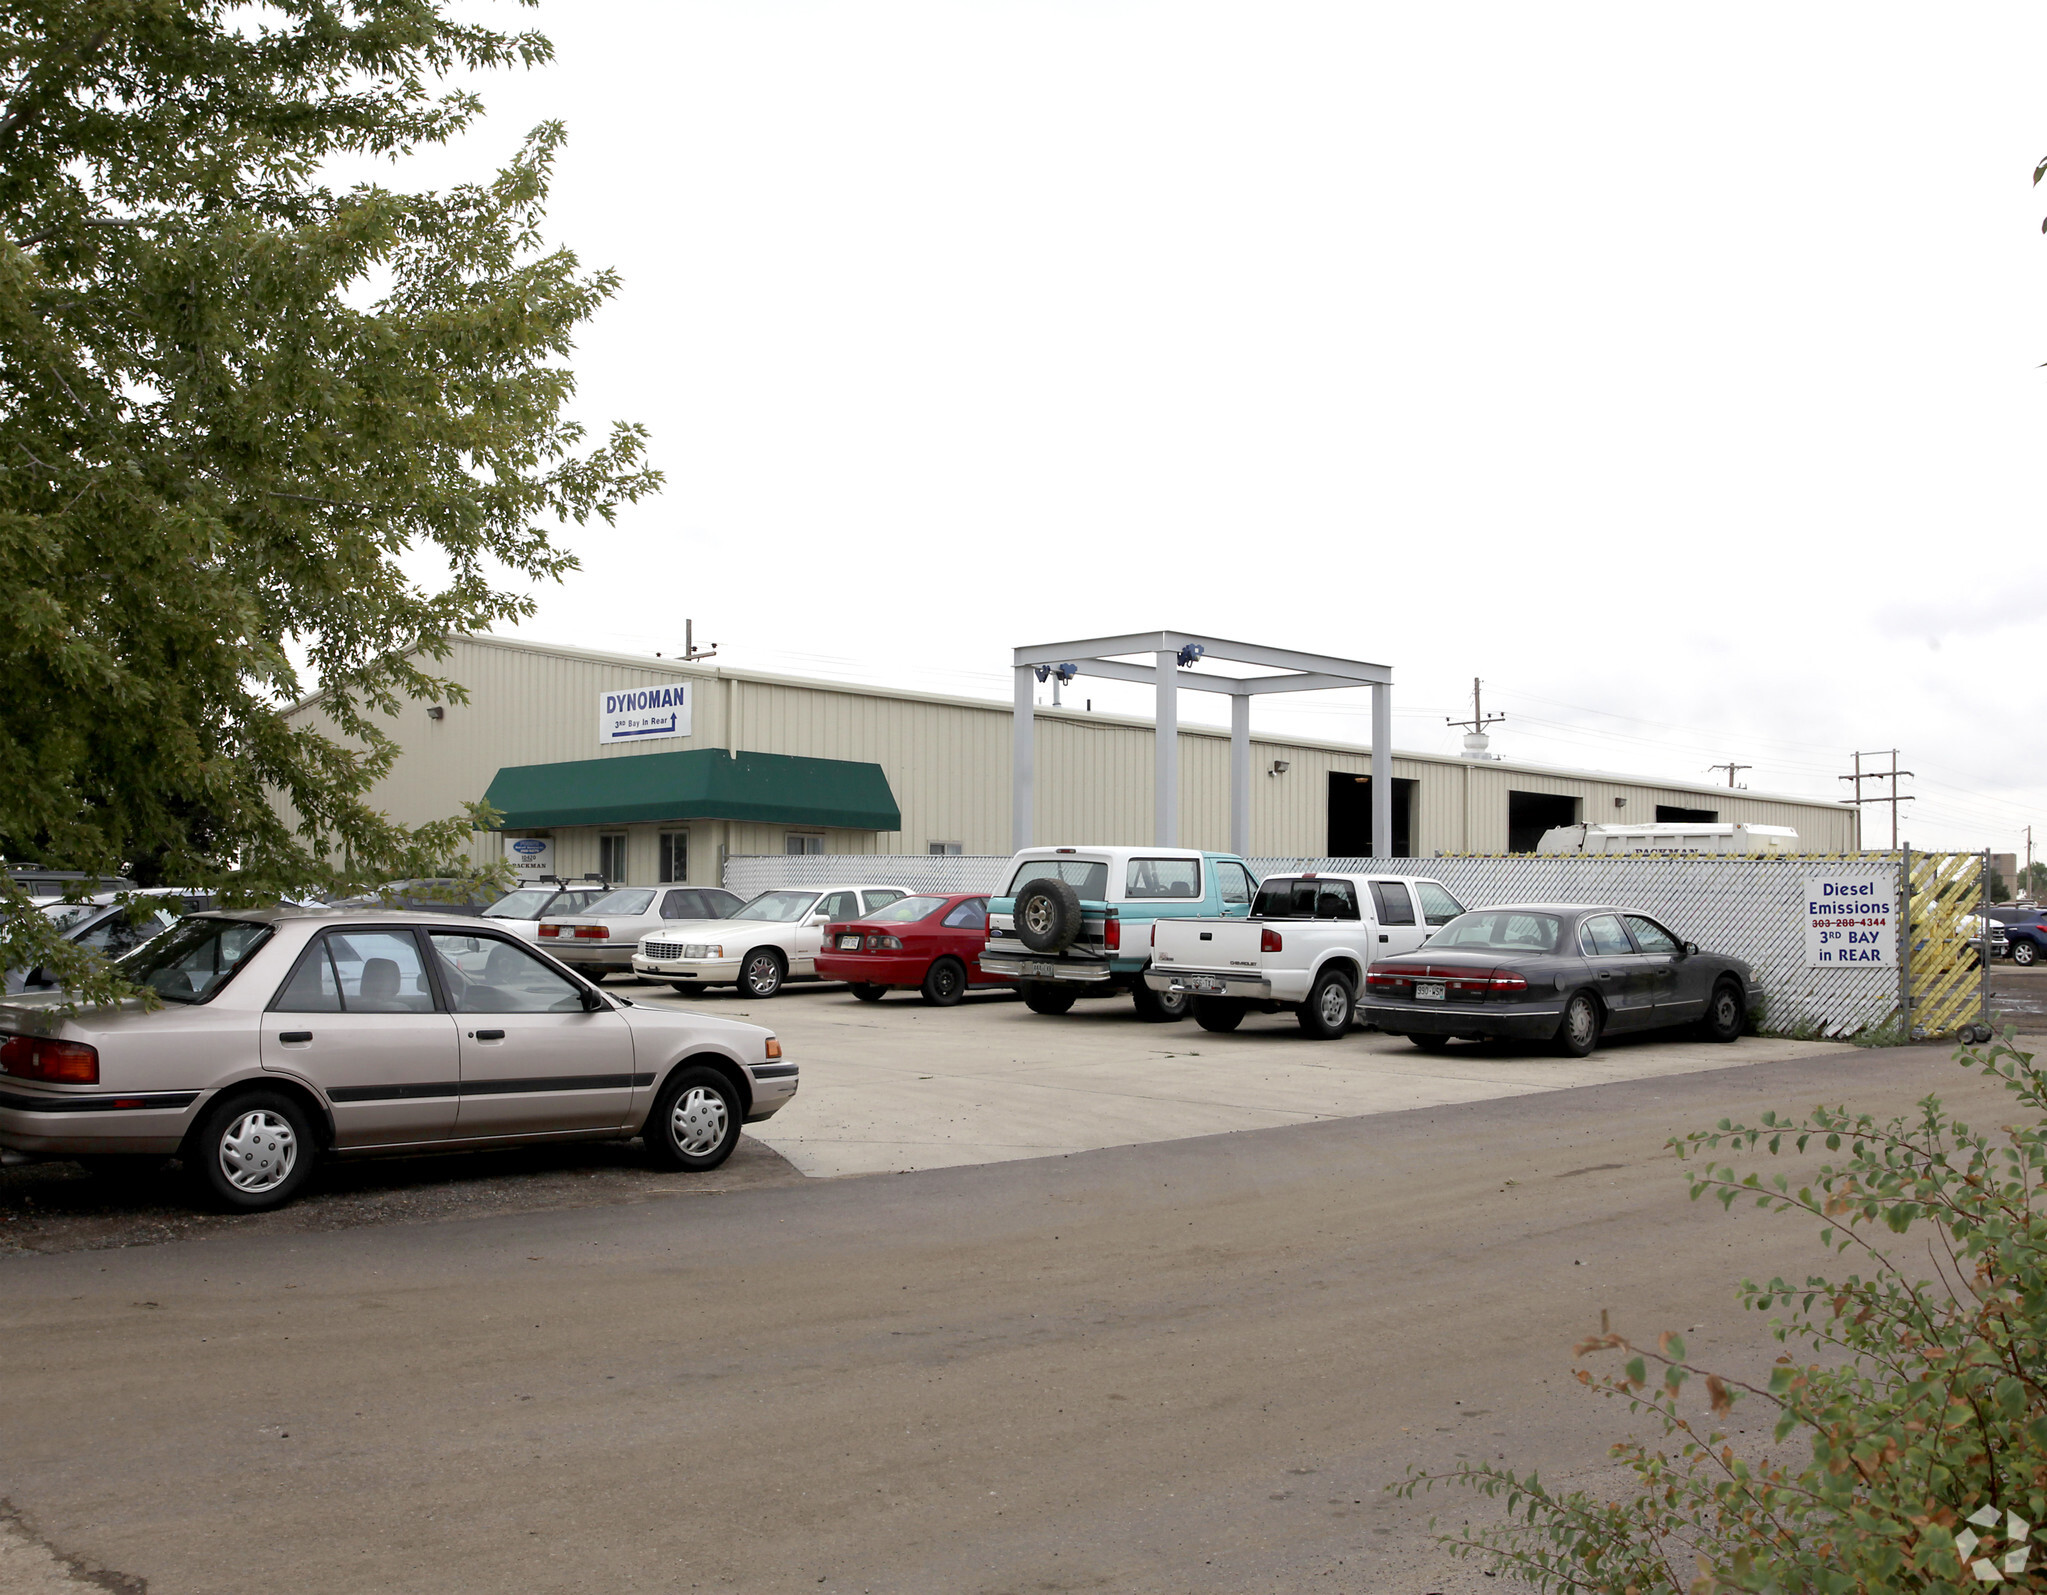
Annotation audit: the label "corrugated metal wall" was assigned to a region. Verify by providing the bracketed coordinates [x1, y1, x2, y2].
[282, 634, 1861, 880]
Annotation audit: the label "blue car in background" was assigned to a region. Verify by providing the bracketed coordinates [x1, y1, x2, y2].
[981, 846, 1260, 1021]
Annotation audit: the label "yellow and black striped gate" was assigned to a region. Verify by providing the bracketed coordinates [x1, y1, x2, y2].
[1903, 848, 1993, 1043]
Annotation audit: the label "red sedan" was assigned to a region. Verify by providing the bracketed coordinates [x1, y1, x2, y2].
[815, 893, 1013, 1006]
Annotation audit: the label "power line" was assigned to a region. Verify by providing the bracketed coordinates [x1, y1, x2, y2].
[1841, 750, 1915, 849]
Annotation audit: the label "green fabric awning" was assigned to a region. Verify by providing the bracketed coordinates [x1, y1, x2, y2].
[482, 748, 901, 832]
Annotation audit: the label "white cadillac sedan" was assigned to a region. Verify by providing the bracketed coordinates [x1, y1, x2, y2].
[631, 884, 910, 997]
[0, 909, 797, 1212]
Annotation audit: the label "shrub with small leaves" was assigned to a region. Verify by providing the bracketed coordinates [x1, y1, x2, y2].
[1394, 1038, 2047, 1593]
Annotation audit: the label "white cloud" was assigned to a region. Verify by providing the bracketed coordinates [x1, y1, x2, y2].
[400, 0, 2046, 852]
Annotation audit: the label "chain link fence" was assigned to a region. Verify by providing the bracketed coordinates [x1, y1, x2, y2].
[723, 851, 1989, 1041]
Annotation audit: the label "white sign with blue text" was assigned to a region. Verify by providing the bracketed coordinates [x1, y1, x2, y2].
[1804, 875, 1896, 968]
[598, 682, 692, 746]
[507, 837, 554, 878]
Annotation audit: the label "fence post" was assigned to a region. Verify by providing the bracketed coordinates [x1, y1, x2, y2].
[1982, 847, 1993, 1038]
[1899, 843, 1913, 1040]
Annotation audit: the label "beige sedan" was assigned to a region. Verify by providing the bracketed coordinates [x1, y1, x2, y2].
[0, 909, 796, 1212]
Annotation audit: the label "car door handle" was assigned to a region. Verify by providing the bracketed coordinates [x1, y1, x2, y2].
[1598, 971, 1616, 979]
[1378, 934, 1389, 942]
[471, 1029, 506, 1041]
[278, 1031, 313, 1044]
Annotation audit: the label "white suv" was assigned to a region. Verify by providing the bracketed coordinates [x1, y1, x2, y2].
[633, 885, 910, 997]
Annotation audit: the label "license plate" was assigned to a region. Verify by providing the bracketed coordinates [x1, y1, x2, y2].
[1415, 981, 1447, 1002]
[1181, 975, 1227, 995]
[837, 934, 862, 950]
[1022, 961, 1062, 979]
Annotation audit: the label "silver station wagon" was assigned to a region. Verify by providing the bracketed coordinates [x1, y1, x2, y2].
[0, 909, 797, 1212]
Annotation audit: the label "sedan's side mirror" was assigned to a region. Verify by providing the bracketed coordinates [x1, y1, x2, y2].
[24, 966, 52, 989]
[579, 988, 607, 1011]
[1681, 941, 1698, 958]
[808, 914, 830, 927]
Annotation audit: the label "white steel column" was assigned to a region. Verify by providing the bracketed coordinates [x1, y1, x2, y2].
[1155, 650, 1179, 846]
[1012, 666, 1035, 852]
[1371, 682, 1393, 858]
[1229, 692, 1251, 859]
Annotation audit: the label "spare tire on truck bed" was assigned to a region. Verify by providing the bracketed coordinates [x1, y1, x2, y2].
[1015, 878, 1084, 953]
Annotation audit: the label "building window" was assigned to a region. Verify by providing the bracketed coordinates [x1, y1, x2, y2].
[786, 833, 823, 856]
[598, 833, 629, 882]
[928, 841, 963, 855]
[659, 831, 688, 884]
[1655, 805, 1718, 823]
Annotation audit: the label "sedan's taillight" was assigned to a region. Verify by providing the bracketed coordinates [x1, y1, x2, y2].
[1261, 927, 1284, 953]
[0, 1034, 100, 1084]
[1488, 970, 1529, 993]
[539, 924, 560, 938]
[573, 925, 609, 940]
[868, 935, 904, 951]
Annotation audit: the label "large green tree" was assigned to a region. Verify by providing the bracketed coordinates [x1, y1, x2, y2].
[0, 0, 657, 996]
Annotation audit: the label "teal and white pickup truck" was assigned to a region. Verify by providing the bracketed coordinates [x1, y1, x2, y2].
[981, 846, 1260, 1021]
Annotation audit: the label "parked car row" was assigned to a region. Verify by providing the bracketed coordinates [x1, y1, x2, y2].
[0, 849, 1765, 1219]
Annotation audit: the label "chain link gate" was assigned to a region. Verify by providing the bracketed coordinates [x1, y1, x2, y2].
[1903, 847, 1993, 1043]
[723, 850, 1992, 1042]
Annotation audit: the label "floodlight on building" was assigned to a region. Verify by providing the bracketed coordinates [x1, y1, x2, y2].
[1176, 643, 1206, 669]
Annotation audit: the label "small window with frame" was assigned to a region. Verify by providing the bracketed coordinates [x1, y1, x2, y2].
[598, 833, 630, 882]
[659, 831, 688, 884]
[786, 833, 824, 856]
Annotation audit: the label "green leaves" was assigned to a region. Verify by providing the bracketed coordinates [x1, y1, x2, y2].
[1401, 1039, 2047, 1591]
[0, 0, 658, 997]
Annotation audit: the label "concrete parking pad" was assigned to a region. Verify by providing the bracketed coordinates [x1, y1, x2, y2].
[623, 979, 1854, 1177]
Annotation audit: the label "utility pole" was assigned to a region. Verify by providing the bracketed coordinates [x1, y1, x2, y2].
[1840, 749, 1915, 849]
[1708, 762, 1751, 789]
[2026, 825, 2034, 900]
[1446, 677, 1506, 738]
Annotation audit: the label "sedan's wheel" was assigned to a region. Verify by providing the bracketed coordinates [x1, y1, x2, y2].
[1409, 1033, 1452, 1052]
[742, 948, 786, 997]
[1021, 981, 1077, 1015]
[1296, 969, 1356, 1040]
[1554, 993, 1603, 1058]
[1192, 996, 1246, 1033]
[645, 1065, 743, 1171]
[920, 958, 967, 1007]
[849, 983, 887, 1003]
[1132, 981, 1190, 1022]
[185, 1091, 317, 1212]
[1700, 980, 1744, 1043]
[2015, 940, 2039, 967]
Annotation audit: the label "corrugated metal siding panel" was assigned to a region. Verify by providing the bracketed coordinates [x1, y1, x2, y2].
[283, 636, 1862, 873]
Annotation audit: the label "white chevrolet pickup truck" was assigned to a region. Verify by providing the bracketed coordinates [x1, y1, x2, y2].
[1143, 872, 1468, 1038]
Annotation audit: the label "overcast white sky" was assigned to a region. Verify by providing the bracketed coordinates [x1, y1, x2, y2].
[398, 1, 2047, 854]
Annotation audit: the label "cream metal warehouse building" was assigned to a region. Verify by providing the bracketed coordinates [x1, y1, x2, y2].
[286, 634, 1861, 886]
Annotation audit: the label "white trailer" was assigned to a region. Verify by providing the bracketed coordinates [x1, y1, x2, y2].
[1536, 822, 1800, 856]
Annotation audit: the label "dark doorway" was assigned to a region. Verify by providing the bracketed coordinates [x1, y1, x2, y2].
[1507, 790, 1580, 853]
[1655, 805, 1719, 823]
[1326, 773, 1415, 857]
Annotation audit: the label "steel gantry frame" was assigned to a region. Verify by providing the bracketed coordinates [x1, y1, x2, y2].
[1012, 630, 1395, 857]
